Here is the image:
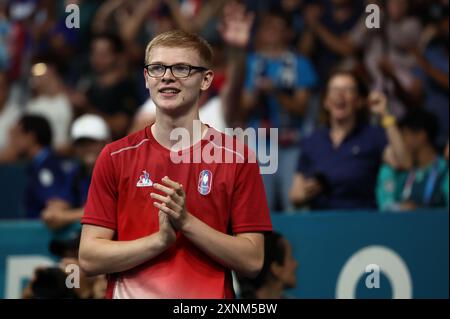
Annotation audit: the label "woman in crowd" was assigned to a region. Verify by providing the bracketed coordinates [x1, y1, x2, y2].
[290, 70, 411, 210]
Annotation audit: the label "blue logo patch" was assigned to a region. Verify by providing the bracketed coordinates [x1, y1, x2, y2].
[198, 170, 212, 195]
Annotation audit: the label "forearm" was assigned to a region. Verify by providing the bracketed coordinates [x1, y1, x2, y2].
[383, 117, 412, 169]
[181, 214, 263, 278]
[79, 231, 166, 276]
[417, 57, 449, 90]
[222, 48, 247, 125]
[311, 23, 354, 56]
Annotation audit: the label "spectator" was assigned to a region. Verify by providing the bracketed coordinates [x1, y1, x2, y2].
[22, 267, 78, 299]
[377, 110, 449, 211]
[41, 114, 110, 235]
[0, 70, 22, 159]
[24, 58, 73, 154]
[57, 257, 107, 299]
[348, 0, 423, 117]
[8, 115, 75, 218]
[290, 70, 411, 210]
[239, 232, 298, 299]
[74, 33, 140, 140]
[412, 4, 449, 150]
[300, 0, 362, 83]
[242, 10, 318, 212]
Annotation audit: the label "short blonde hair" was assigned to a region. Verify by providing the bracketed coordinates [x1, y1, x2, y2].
[145, 30, 213, 68]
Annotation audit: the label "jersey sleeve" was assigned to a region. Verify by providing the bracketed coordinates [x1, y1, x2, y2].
[82, 145, 118, 230]
[230, 154, 272, 234]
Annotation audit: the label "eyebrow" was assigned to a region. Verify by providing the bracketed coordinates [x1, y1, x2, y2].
[147, 62, 189, 65]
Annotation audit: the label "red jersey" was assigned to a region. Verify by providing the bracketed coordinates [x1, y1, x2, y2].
[82, 125, 272, 299]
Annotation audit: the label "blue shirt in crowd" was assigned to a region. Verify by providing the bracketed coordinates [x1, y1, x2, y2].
[296, 123, 388, 210]
[25, 148, 76, 219]
[244, 52, 317, 146]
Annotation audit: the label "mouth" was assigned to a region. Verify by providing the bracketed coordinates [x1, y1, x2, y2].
[158, 87, 181, 97]
[332, 101, 348, 110]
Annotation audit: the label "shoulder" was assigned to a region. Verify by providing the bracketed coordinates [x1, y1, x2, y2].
[205, 127, 257, 164]
[105, 128, 150, 158]
[302, 127, 328, 146]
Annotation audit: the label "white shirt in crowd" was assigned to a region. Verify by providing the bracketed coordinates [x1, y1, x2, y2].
[25, 94, 73, 149]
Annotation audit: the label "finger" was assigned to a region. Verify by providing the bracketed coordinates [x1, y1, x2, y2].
[153, 184, 183, 205]
[161, 176, 184, 195]
[154, 202, 178, 219]
[153, 183, 177, 197]
[151, 193, 182, 211]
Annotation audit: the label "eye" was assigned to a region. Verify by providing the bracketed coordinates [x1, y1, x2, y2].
[148, 64, 165, 74]
[172, 64, 190, 74]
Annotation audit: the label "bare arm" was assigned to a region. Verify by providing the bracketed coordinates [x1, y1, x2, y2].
[289, 173, 322, 207]
[412, 48, 449, 91]
[163, 0, 227, 33]
[369, 92, 413, 170]
[305, 5, 355, 57]
[79, 211, 176, 277]
[117, 1, 161, 44]
[218, 1, 255, 127]
[151, 177, 264, 278]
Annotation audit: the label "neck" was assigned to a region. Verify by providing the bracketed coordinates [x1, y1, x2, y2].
[329, 116, 356, 146]
[254, 281, 285, 299]
[152, 104, 207, 151]
[43, 80, 61, 97]
[28, 144, 45, 159]
[416, 145, 437, 168]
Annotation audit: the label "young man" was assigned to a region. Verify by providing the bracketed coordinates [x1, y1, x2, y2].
[376, 110, 449, 211]
[79, 30, 272, 299]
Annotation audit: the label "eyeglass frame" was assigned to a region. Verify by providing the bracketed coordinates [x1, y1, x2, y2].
[144, 63, 209, 79]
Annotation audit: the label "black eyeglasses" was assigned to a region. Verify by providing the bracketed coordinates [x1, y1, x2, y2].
[144, 63, 208, 79]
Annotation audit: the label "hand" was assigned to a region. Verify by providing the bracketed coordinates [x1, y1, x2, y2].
[157, 210, 177, 247]
[41, 208, 71, 230]
[151, 176, 190, 231]
[304, 4, 323, 29]
[218, 1, 255, 49]
[256, 77, 275, 95]
[368, 91, 389, 116]
[378, 58, 395, 78]
[303, 178, 323, 200]
[400, 201, 418, 211]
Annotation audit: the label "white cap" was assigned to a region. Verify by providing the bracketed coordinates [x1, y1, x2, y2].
[71, 114, 110, 142]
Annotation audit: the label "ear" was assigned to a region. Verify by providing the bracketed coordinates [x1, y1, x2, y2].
[270, 262, 283, 280]
[143, 69, 150, 89]
[200, 70, 214, 92]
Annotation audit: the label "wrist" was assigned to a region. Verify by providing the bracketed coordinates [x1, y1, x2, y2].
[155, 231, 172, 249]
[381, 114, 396, 128]
[180, 212, 194, 233]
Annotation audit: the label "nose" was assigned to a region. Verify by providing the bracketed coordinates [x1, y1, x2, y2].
[161, 67, 176, 82]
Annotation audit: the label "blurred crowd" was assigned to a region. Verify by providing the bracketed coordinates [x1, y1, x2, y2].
[0, 0, 448, 299]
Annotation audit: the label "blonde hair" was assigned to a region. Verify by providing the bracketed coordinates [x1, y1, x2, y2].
[145, 30, 213, 68]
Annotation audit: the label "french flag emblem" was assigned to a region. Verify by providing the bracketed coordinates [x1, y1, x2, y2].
[198, 170, 212, 195]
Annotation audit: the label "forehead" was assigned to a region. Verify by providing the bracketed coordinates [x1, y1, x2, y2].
[328, 75, 357, 87]
[148, 46, 202, 65]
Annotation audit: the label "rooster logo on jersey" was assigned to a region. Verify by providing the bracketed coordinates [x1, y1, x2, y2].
[136, 170, 153, 187]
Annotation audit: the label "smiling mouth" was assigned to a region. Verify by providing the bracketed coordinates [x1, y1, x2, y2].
[159, 88, 181, 94]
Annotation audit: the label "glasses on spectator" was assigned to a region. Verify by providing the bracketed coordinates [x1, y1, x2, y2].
[145, 63, 208, 79]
